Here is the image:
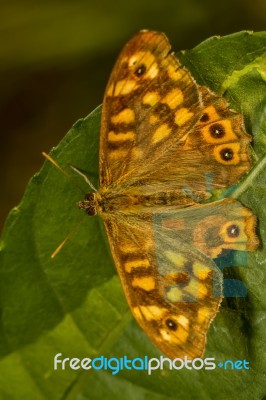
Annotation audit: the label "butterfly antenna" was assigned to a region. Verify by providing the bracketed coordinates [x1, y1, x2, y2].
[69, 165, 97, 192]
[51, 216, 86, 258]
[42, 152, 85, 194]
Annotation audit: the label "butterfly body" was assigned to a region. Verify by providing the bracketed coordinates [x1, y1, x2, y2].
[78, 30, 259, 359]
[80, 186, 206, 217]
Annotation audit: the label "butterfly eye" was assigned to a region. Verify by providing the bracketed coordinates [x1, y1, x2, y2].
[220, 147, 234, 161]
[78, 193, 97, 216]
[134, 64, 147, 77]
[165, 318, 178, 331]
[209, 123, 225, 138]
[85, 193, 94, 200]
[86, 206, 96, 216]
[227, 224, 240, 238]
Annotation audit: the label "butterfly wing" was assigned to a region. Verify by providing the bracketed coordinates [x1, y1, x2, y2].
[104, 199, 258, 359]
[99, 30, 252, 193]
[98, 31, 259, 358]
[104, 217, 221, 359]
[99, 30, 199, 187]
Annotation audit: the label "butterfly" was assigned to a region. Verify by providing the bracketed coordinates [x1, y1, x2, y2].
[78, 30, 259, 359]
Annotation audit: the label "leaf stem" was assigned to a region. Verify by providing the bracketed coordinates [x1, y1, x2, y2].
[231, 154, 266, 199]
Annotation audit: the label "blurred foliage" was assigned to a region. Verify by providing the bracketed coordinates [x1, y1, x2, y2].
[1, 0, 266, 230]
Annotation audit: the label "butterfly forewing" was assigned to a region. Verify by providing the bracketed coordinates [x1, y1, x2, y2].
[100, 31, 253, 193]
[99, 30, 200, 187]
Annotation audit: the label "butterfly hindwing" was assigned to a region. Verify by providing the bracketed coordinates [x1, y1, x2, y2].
[104, 216, 222, 359]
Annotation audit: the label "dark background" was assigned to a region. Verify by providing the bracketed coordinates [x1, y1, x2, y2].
[1, 0, 265, 232]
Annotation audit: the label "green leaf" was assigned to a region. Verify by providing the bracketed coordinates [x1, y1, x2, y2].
[0, 31, 266, 400]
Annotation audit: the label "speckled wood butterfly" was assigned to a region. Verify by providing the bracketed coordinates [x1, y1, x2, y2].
[78, 30, 259, 359]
